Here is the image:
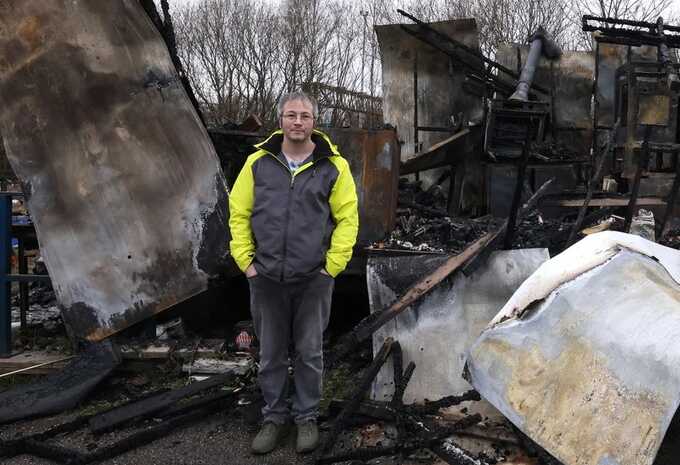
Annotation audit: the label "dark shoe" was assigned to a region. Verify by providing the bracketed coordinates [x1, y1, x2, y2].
[296, 420, 319, 453]
[251, 421, 288, 455]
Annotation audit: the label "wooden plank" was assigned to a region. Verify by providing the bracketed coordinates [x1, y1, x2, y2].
[400, 129, 471, 174]
[543, 197, 665, 207]
[88, 372, 237, 433]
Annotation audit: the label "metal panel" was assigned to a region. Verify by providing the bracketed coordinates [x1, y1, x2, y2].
[368, 249, 549, 405]
[376, 19, 483, 187]
[323, 128, 399, 246]
[466, 233, 680, 465]
[0, 1, 230, 341]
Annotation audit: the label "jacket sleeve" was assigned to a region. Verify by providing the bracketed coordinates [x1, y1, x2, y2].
[326, 158, 359, 277]
[228, 156, 257, 273]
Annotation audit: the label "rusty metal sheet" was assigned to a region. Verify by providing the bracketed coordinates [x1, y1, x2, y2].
[0, 1, 230, 341]
[323, 128, 399, 245]
[376, 19, 483, 188]
[466, 232, 680, 465]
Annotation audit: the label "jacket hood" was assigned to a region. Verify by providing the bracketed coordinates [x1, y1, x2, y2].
[254, 129, 341, 161]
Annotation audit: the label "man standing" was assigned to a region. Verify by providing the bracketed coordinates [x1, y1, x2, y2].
[229, 91, 359, 454]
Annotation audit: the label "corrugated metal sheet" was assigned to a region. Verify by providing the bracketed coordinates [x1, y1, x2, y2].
[0, 0, 230, 341]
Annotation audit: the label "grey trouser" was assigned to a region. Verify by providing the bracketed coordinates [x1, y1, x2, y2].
[248, 272, 333, 424]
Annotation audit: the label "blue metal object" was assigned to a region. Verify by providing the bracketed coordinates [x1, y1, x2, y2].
[0, 192, 50, 358]
[0, 194, 12, 357]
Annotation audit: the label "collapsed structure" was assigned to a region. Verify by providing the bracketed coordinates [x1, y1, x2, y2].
[0, 2, 678, 465]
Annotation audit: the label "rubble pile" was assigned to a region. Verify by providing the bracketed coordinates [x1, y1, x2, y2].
[660, 229, 680, 249]
[375, 179, 579, 255]
[531, 140, 584, 161]
[11, 285, 62, 336]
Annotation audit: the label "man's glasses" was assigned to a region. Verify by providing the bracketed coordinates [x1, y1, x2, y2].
[282, 112, 314, 122]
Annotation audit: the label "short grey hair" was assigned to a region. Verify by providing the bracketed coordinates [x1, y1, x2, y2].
[277, 91, 318, 119]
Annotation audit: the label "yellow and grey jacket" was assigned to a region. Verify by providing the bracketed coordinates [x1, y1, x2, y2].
[229, 129, 359, 282]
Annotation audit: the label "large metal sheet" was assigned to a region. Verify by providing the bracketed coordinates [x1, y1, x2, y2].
[323, 128, 399, 245]
[376, 19, 483, 167]
[0, 1, 230, 340]
[466, 232, 680, 465]
[367, 249, 549, 404]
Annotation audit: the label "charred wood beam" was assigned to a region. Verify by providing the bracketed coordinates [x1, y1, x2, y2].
[391, 361, 415, 409]
[400, 129, 473, 175]
[391, 341, 403, 400]
[318, 414, 482, 465]
[89, 373, 237, 434]
[407, 390, 480, 415]
[21, 440, 85, 464]
[327, 399, 398, 422]
[503, 132, 532, 249]
[320, 338, 395, 456]
[330, 234, 495, 367]
[461, 177, 555, 276]
[567, 120, 620, 246]
[84, 405, 223, 464]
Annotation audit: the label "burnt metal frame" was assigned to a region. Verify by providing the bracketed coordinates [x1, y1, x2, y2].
[586, 16, 680, 237]
[0, 192, 50, 358]
[613, 61, 680, 177]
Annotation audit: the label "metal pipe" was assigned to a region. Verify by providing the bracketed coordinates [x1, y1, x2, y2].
[510, 27, 561, 102]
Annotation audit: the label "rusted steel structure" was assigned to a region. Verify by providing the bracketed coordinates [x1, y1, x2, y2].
[323, 128, 400, 246]
[0, 1, 230, 341]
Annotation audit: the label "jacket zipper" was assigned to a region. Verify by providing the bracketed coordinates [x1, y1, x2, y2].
[263, 151, 330, 281]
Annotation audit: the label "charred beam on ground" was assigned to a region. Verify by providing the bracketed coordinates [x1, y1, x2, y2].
[89, 373, 237, 434]
[318, 414, 482, 465]
[320, 338, 395, 456]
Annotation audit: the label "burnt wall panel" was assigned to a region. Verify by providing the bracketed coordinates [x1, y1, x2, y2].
[376, 19, 483, 189]
[0, 0, 230, 341]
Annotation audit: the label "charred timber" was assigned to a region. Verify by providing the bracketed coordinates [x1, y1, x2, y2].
[89, 372, 237, 433]
[566, 119, 620, 246]
[320, 338, 395, 455]
[318, 414, 482, 465]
